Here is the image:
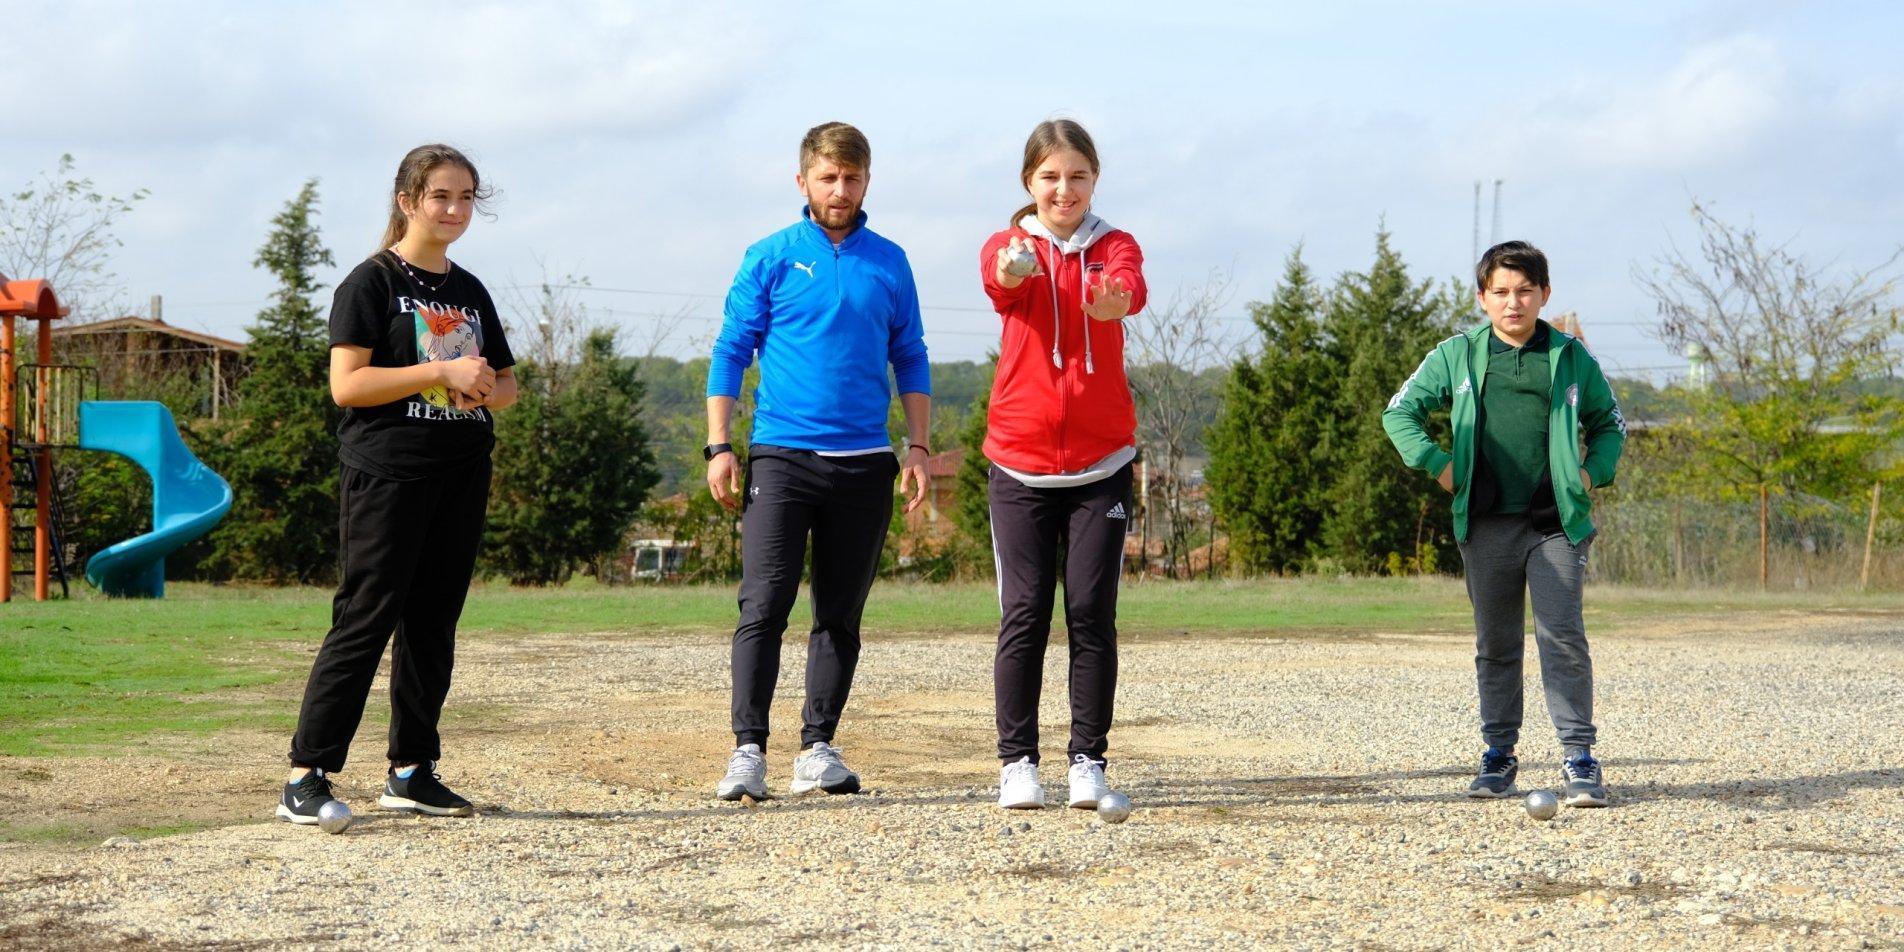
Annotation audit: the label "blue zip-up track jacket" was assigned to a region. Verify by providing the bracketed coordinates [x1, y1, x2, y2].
[707, 209, 931, 450]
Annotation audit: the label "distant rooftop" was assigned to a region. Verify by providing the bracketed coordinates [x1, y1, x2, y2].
[50, 316, 246, 353]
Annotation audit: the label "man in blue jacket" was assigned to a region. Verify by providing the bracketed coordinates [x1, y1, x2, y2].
[705, 121, 932, 801]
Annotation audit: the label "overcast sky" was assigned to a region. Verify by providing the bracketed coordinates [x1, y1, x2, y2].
[7, 0, 1901, 378]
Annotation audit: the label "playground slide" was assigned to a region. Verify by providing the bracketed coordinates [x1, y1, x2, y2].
[77, 402, 233, 598]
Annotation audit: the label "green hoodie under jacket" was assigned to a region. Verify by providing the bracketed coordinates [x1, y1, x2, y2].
[1382, 319, 1627, 544]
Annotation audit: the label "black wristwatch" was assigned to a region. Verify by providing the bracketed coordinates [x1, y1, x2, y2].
[703, 442, 733, 461]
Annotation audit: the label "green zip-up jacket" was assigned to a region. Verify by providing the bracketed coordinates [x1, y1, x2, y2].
[1382, 320, 1627, 544]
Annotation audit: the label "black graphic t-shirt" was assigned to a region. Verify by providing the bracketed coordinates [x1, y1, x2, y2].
[329, 251, 516, 480]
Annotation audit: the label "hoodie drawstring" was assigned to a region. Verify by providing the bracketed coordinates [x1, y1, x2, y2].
[1081, 246, 1095, 375]
[1038, 233, 1096, 375]
[1043, 240, 1062, 370]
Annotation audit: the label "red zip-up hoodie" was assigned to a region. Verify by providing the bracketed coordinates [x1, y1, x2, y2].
[980, 214, 1148, 475]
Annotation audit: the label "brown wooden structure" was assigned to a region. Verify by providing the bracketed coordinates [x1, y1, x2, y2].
[51, 314, 246, 418]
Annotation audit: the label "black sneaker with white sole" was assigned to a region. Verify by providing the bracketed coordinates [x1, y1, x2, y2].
[1466, 746, 1518, 798]
[277, 769, 341, 825]
[1562, 753, 1610, 807]
[379, 763, 473, 816]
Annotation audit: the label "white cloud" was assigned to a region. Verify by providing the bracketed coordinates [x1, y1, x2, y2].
[1520, 34, 1791, 173]
[8, 6, 1901, 371]
[12, 0, 768, 143]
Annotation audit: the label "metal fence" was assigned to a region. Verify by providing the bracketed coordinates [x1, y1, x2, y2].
[1590, 489, 1899, 590]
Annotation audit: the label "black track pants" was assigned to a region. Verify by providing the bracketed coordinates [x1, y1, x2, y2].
[730, 445, 897, 752]
[289, 459, 491, 773]
[989, 463, 1132, 766]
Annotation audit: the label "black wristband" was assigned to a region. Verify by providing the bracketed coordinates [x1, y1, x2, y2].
[703, 442, 733, 461]
[907, 443, 930, 455]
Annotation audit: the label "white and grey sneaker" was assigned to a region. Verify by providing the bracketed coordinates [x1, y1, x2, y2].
[1562, 753, 1610, 808]
[717, 743, 768, 801]
[998, 757, 1045, 810]
[1066, 754, 1110, 809]
[789, 741, 861, 795]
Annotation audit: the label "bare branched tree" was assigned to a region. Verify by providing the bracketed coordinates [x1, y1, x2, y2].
[0, 154, 147, 320]
[630, 300, 700, 360]
[1636, 200, 1904, 587]
[1641, 200, 1900, 397]
[501, 259, 595, 395]
[1125, 269, 1236, 578]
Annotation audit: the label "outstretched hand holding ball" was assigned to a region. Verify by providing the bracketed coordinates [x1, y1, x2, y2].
[996, 235, 1039, 287]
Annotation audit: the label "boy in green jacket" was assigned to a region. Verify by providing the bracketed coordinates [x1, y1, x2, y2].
[1383, 241, 1627, 807]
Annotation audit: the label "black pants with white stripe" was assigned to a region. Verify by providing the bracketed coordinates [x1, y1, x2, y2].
[988, 463, 1133, 766]
[730, 445, 897, 752]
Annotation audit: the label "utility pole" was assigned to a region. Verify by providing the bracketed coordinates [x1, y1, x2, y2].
[1471, 181, 1482, 264]
[1490, 179, 1504, 245]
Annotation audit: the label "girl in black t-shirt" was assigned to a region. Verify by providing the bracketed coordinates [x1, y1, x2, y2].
[278, 144, 518, 829]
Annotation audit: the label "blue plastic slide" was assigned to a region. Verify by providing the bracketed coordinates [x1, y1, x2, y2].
[77, 401, 233, 598]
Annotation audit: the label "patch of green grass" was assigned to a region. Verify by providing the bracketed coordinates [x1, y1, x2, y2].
[454, 577, 1481, 637]
[0, 590, 320, 756]
[119, 820, 223, 840]
[0, 822, 89, 844]
[5, 577, 1902, 759]
[0, 818, 223, 846]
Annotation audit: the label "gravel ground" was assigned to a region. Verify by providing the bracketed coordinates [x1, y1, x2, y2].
[1, 607, 1901, 950]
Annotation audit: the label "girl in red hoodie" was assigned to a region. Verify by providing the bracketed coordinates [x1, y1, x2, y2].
[980, 119, 1147, 811]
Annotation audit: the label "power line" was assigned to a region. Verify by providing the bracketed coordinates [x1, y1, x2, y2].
[576, 304, 1002, 339]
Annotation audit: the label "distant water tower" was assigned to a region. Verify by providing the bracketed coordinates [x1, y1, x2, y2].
[1685, 342, 1712, 390]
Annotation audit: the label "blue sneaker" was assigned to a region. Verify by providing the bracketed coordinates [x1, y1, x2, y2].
[1562, 754, 1609, 807]
[1466, 746, 1518, 798]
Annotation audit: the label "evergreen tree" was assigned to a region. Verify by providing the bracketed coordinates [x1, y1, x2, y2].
[945, 355, 998, 578]
[207, 179, 339, 582]
[1205, 249, 1334, 573]
[1318, 229, 1462, 573]
[486, 328, 659, 585]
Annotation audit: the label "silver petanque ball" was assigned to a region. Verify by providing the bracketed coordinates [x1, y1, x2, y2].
[317, 800, 353, 834]
[1097, 791, 1133, 824]
[1004, 248, 1038, 277]
[1524, 790, 1559, 821]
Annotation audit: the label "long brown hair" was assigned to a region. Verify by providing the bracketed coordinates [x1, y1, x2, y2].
[1009, 119, 1100, 228]
[379, 144, 494, 250]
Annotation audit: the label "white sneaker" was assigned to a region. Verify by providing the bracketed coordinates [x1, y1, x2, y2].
[789, 741, 861, 795]
[998, 757, 1045, 809]
[717, 743, 768, 801]
[1067, 754, 1109, 809]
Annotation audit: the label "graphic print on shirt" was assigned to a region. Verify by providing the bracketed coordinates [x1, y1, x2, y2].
[407, 296, 485, 409]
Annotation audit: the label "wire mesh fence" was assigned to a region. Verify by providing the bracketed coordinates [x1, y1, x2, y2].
[1590, 488, 1899, 589]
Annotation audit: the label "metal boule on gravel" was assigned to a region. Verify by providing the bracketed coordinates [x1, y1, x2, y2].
[1004, 247, 1038, 277]
[1524, 790, 1558, 821]
[1097, 791, 1133, 824]
[318, 800, 353, 834]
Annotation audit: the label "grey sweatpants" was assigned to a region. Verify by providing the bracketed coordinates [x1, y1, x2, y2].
[1459, 513, 1597, 751]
